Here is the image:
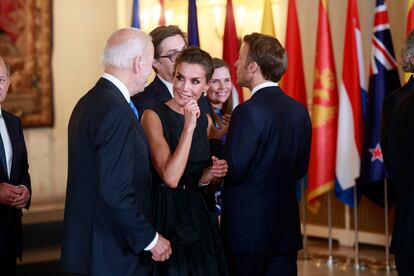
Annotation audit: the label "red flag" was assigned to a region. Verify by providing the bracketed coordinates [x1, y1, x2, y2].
[306, 0, 338, 212]
[281, 0, 307, 108]
[222, 0, 243, 103]
[407, 0, 414, 33]
[159, 0, 165, 25]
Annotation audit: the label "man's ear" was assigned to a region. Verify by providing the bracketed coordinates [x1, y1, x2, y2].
[152, 58, 161, 72]
[248, 61, 258, 73]
[132, 56, 142, 74]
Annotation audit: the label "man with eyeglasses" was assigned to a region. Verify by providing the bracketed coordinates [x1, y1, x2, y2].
[131, 25, 209, 116]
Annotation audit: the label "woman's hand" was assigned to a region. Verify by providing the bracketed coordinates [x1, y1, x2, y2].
[211, 156, 228, 178]
[183, 99, 200, 132]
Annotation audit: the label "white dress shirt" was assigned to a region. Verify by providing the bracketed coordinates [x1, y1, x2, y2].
[0, 108, 12, 178]
[157, 75, 174, 98]
[251, 81, 278, 95]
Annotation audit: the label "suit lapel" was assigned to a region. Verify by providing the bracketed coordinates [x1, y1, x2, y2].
[153, 76, 172, 102]
[2, 112, 15, 182]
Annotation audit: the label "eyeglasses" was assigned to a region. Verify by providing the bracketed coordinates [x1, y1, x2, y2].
[158, 50, 182, 63]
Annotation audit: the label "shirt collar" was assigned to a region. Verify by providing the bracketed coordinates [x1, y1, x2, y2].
[251, 81, 278, 95]
[157, 75, 174, 98]
[102, 73, 131, 103]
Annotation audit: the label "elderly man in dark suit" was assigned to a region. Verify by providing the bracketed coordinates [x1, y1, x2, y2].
[62, 28, 171, 276]
[0, 56, 31, 276]
[222, 33, 311, 276]
[383, 30, 414, 276]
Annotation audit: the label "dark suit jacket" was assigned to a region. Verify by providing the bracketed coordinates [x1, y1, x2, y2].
[222, 86, 311, 255]
[62, 78, 155, 276]
[381, 76, 414, 176]
[131, 75, 210, 117]
[389, 80, 414, 257]
[0, 110, 31, 260]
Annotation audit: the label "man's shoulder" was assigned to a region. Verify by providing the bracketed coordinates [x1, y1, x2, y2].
[2, 109, 20, 121]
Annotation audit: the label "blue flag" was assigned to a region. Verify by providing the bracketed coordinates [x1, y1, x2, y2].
[359, 0, 400, 207]
[131, 0, 140, 28]
[188, 0, 200, 46]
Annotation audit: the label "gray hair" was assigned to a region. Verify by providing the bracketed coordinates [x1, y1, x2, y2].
[0, 56, 11, 76]
[101, 28, 152, 69]
[402, 30, 414, 72]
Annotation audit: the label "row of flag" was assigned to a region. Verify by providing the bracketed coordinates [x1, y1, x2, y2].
[132, 0, 412, 211]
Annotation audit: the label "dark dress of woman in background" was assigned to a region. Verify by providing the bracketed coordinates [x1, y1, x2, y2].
[204, 58, 234, 219]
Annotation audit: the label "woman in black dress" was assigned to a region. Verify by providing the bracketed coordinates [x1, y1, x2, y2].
[141, 47, 229, 276]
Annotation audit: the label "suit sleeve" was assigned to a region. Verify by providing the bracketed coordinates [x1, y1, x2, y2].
[295, 111, 312, 179]
[16, 118, 31, 209]
[381, 93, 398, 169]
[96, 107, 155, 253]
[225, 105, 260, 185]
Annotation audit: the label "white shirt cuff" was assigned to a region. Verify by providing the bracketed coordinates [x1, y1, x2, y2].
[144, 233, 159, 251]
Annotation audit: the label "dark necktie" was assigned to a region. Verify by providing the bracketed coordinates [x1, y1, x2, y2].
[129, 101, 139, 119]
[0, 131, 8, 176]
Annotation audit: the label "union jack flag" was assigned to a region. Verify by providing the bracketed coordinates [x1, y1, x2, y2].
[359, 0, 400, 207]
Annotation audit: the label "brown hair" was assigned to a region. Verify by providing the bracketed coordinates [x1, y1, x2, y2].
[402, 30, 414, 72]
[211, 58, 233, 115]
[174, 47, 214, 83]
[243, 32, 287, 82]
[150, 25, 187, 58]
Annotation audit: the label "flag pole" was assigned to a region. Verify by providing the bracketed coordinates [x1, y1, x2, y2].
[384, 179, 391, 272]
[353, 186, 363, 270]
[300, 178, 309, 260]
[326, 189, 334, 266]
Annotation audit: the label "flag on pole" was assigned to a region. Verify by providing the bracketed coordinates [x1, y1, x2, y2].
[131, 0, 140, 28]
[261, 0, 275, 36]
[306, 0, 338, 212]
[223, 0, 243, 104]
[359, 0, 400, 207]
[188, 0, 200, 46]
[407, 0, 414, 34]
[281, 0, 307, 108]
[405, 0, 414, 82]
[335, 0, 366, 207]
[159, 0, 166, 25]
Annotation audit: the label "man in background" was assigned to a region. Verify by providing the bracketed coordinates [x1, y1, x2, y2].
[131, 25, 208, 115]
[222, 33, 311, 276]
[384, 30, 414, 276]
[62, 28, 171, 276]
[0, 56, 31, 276]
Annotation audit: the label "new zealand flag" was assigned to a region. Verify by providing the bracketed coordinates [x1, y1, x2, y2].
[359, 0, 400, 207]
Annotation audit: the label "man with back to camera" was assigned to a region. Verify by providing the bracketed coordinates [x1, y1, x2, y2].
[0, 56, 31, 276]
[61, 28, 171, 276]
[383, 30, 414, 276]
[131, 25, 209, 116]
[221, 33, 311, 276]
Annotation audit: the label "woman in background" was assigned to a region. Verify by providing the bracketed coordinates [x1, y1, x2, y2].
[204, 58, 234, 219]
[141, 47, 229, 276]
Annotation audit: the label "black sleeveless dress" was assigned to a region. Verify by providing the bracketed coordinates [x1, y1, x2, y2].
[151, 103, 229, 276]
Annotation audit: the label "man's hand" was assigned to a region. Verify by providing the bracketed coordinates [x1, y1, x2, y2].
[12, 185, 30, 209]
[150, 234, 172, 262]
[0, 182, 22, 205]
